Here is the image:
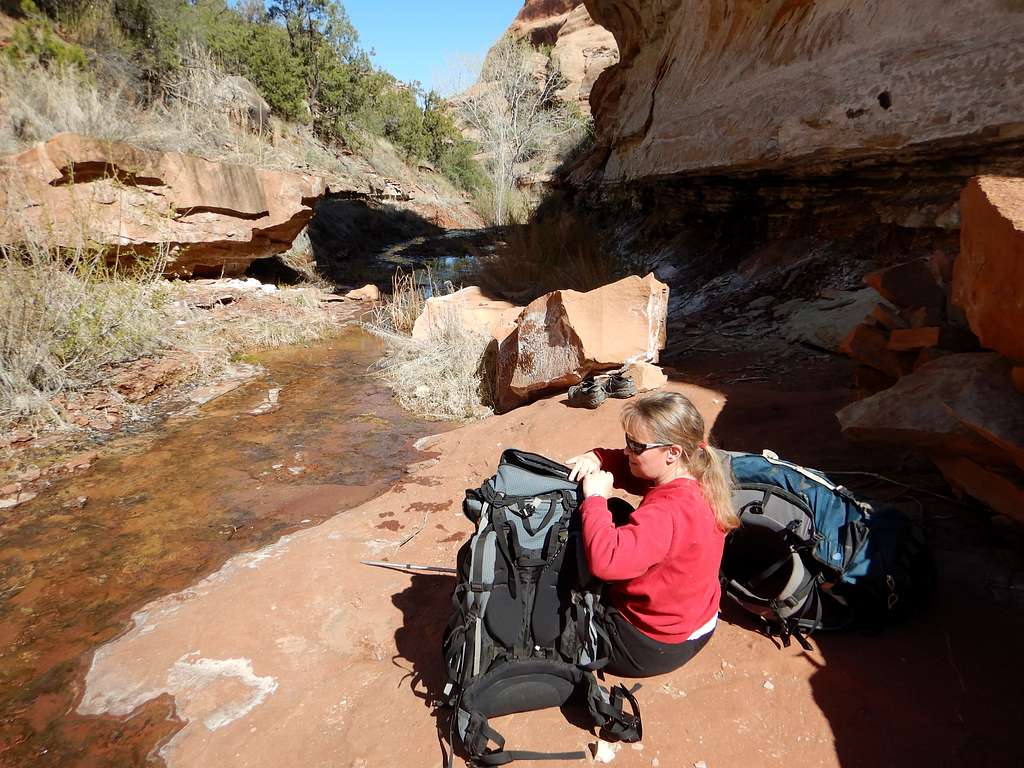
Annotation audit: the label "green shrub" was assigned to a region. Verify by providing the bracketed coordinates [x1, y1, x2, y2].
[3, 2, 89, 69]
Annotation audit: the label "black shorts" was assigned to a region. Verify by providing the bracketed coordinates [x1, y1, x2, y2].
[602, 607, 714, 678]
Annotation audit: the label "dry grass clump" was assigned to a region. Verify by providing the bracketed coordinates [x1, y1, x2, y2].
[276, 228, 333, 291]
[0, 60, 135, 154]
[0, 48, 346, 176]
[368, 269, 429, 335]
[0, 238, 169, 426]
[473, 208, 623, 304]
[365, 269, 493, 421]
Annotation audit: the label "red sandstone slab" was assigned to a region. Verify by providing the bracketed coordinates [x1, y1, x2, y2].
[933, 456, 1024, 525]
[871, 302, 909, 331]
[888, 327, 941, 351]
[865, 261, 945, 310]
[954, 176, 1024, 362]
[839, 323, 904, 378]
[837, 353, 1018, 466]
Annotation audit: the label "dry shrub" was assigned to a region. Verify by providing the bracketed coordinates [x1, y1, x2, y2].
[0, 50, 345, 176]
[0, 238, 169, 426]
[0, 61, 135, 153]
[369, 319, 494, 421]
[369, 268, 430, 335]
[365, 269, 493, 420]
[474, 210, 622, 303]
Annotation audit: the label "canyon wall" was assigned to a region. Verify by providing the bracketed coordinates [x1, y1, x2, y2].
[577, 0, 1024, 184]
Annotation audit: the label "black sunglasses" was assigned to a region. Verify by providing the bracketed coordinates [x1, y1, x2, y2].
[624, 434, 672, 455]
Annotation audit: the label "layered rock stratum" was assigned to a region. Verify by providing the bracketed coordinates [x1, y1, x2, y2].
[0, 133, 483, 277]
[576, 0, 1024, 183]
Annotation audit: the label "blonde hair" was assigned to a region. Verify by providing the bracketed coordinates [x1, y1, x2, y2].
[621, 391, 739, 532]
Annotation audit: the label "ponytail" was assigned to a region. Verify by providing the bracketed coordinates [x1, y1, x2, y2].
[690, 441, 740, 532]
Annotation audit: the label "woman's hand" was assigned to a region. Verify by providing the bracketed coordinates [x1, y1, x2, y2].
[566, 451, 601, 482]
[582, 470, 614, 499]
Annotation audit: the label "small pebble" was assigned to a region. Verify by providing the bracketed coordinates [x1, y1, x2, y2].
[763, 680, 775, 690]
[694, 761, 708, 768]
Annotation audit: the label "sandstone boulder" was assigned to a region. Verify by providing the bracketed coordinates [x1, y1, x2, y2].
[494, 274, 668, 412]
[865, 261, 945, 312]
[953, 176, 1024, 361]
[0, 133, 330, 277]
[411, 286, 522, 343]
[782, 288, 882, 352]
[837, 353, 1024, 468]
[344, 284, 381, 302]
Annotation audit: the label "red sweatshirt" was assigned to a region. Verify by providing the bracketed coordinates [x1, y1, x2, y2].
[580, 448, 724, 643]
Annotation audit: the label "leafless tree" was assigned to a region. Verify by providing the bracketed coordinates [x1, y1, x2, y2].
[457, 35, 584, 225]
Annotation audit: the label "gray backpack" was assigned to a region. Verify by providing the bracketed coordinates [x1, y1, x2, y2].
[441, 449, 642, 766]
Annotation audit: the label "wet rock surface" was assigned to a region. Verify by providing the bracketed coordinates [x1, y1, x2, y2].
[0, 329, 451, 766]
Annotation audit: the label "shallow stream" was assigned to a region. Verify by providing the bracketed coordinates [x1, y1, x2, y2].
[0, 327, 447, 766]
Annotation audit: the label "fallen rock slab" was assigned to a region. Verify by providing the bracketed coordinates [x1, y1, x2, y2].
[782, 288, 882, 352]
[838, 323, 906, 379]
[494, 274, 668, 412]
[837, 353, 1022, 467]
[954, 176, 1024, 362]
[344, 284, 381, 302]
[865, 261, 945, 312]
[888, 327, 940, 352]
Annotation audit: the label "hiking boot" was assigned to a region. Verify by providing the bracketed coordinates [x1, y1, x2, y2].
[567, 377, 608, 408]
[603, 373, 637, 399]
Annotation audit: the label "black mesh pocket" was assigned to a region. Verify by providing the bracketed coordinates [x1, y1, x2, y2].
[484, 584, 523, 649]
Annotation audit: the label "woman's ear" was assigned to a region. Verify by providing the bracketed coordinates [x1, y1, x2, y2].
[665, 445, 683, 463]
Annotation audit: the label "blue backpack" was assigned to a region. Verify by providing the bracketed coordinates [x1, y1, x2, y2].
[720, 450, 933, 649]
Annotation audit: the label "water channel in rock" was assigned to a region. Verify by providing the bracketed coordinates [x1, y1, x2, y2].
[0, 326, 451, 766]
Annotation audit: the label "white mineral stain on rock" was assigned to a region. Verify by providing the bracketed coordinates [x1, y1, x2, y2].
[166, 654, 279, 731]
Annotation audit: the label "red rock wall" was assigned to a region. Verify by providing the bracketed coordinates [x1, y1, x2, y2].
[954, 177, 1024, 362]
[578, 0, 1024, 183]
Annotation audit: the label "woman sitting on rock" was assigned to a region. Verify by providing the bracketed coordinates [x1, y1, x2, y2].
[567, 391, 738, 677]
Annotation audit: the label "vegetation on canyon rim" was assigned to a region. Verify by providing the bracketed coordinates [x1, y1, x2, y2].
[0, 0, 483, 191]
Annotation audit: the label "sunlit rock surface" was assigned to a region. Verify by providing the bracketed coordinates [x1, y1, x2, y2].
[0, 133, 336, 276]
[575, 0, 1024, 184]
[494, 273, 668, 411]
[954, 176, 1024, 362]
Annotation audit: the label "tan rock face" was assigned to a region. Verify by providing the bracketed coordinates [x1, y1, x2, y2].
[494, 273, 668, 412]
[578, 0, 1024, 183]
[0, 133, 329, 277]
[507, 1, 618, 115]
[411, 286, 523, 343]
[953, 176, 1024, 362]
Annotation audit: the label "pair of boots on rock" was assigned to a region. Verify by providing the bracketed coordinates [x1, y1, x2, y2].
[566, 372, 637, 408]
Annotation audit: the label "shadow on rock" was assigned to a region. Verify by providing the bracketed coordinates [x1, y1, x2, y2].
[391, 573, 456, 704]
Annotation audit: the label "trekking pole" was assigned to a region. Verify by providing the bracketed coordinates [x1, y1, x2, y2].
[360, 559, 457, 575]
